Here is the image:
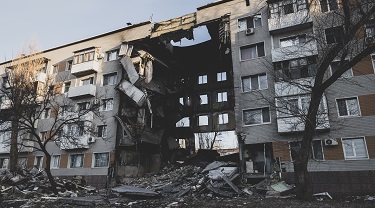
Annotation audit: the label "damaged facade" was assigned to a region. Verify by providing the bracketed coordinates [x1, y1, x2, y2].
[0, 0, 374, 195]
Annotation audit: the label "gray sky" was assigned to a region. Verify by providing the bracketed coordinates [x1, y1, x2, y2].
[0, 0, 215, 61]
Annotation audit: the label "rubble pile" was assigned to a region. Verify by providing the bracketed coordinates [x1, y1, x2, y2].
[0, 168, 100, 207]
[114, 161, 246, 198]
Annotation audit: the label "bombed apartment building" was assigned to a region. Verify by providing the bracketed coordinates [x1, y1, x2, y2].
[114, 12, 236, 178]
[0, 0, 249, 187]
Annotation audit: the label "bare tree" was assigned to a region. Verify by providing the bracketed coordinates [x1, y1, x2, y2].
[268, 0, 375, 200]
[0, 46, 101, 194]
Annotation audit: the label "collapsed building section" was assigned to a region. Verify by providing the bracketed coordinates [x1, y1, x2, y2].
[115, 13, 235, 179]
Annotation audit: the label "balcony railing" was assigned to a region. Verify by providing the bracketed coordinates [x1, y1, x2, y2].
[277, 114, 330, 133]
[71, 60, 99, 76]
[59, 135, 90, 150]
[272, 40, 318, 62]
[68, 84, 96, 98]
[268, 10, 312, 33]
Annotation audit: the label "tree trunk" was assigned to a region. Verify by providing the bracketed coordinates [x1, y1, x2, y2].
[294, 90, 322, 200]
[43, 150, 58, 194]
[9, 120, 19, 172]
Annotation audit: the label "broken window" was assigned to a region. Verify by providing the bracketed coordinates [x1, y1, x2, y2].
[0, 158, 9, 169]
[325, 26, 343, 44]
[93, 152, 109, 167]
[342, 137, 368, 159]
[198, 115, 209, 126]
[198, 75, 207, 84]
[70, 154, 84, 168]
[217, 92, 228, 102]
[101, 98, 114, 111]
[330, 60, 353, 78]
[280, 34, 306, 48]
[218, 113, 229, 124]
[199, 94, 208, 105]
[242, 74, 268, 92]
[240, 42, 265, 60]
[320, 0, 338, 12]
[103, 72, 117, 86]
[243, 107, 270, 126]
[283, 0, 294, 14]
[106, 50, 119, 62]
[63, 82, 70, 93]
[51, 155, 60, 169]
[238, 14, 262, 31]
[176, 117, 190, 127]
[217, 72, 227, 82]
[97, 125, 108, 138]
[336, 97, 360, 117]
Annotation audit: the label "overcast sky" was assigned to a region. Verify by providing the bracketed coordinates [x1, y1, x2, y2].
[0, 0, 215, 62]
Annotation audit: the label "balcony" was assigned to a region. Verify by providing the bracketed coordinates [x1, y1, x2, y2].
[34, 72, 47, 83]
[271, 40, 318, 62]
[275, 78, 314, 97]
[68, 84, 96, 99]
[268, 10, 312, 33]
[59, 135, 90, 150]
[277, 115, 330, 133]
[71, 60, 99, 76]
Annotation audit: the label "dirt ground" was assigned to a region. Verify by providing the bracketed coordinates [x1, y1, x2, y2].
[5, 194, 374, 208]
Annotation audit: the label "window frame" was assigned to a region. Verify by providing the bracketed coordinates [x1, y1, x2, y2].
[176, 117, 190, 127]
[97, 125, 108, 138]
[241, 73, 268, 92]
[80, 77, 95, 86]
[77, 102, 90, 111]
[0, 158, 9, 169]
[43, 108, 51, 119]
[217, 91, 228, 103]
[198, 115, 209, 126]
[51, 155, 61, 169]
[199, 94, 209, 105]
[217, 72, 227, 82]
[103, 72, 118, 86]
[218, 113, 229, 124]
[105, 50, 119, 62]
[198, 75, 208, 85]
[240, 42, 266, 61]
[242, 106, 271, 126]
[320, 0, 338, 13]
[289, 140, 324, 161]
[335, 96, 361, 117]
[237, 13, 263, 31]
[62, 82, 71, 93]
[341, 137, 369, 160]
[101, 98, 114, 111]
[329, 60, 353, 78]
[69, 154, 84, 168]
[325, 26, 343, 44]
[92, 152, 110, 168]
[73, 49, 96, 65]
[279, 34, 306, 48]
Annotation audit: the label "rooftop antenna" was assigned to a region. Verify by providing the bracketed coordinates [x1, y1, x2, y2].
[150, 14, 153, 22]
